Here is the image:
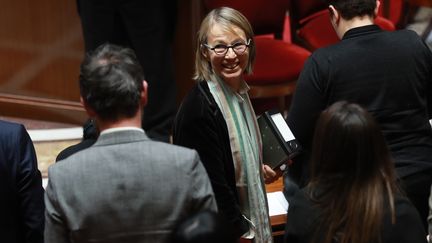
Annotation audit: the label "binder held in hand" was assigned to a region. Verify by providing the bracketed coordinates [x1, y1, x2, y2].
[258, 111, 301, 170]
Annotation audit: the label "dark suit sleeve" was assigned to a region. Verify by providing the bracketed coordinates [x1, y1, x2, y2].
[44, 167, 70, 243]
[14, 125, 45, 243]
[173, 90, 249, 238]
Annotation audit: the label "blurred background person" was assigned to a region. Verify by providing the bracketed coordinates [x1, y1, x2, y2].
[76, 0, 177, 142]
[55, 118, 98, 162]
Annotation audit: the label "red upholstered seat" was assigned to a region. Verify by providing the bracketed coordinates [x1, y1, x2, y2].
[245, 38, 310, 85]
[204, 0, 311, 114]
[379, 0, 405, 27]
[289, 0, 396, 51]
[297, 10, 395, 50]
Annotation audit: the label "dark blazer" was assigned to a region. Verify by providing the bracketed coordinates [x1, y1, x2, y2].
[285, 189, 427, 243]
[0, 120, 44, 243]
[173, 81, 249, 238]
[45, 130, 217, 243]
[55, 138, 96, 162]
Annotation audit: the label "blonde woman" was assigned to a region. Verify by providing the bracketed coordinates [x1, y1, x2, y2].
[173, 7, 278, 243]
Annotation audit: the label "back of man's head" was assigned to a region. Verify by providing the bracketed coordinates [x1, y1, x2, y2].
[327, 0, 377, 20]
[79, 43, 144, 121]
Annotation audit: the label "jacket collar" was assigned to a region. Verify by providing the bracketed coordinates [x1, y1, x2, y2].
[342, 24, 382, 40]
[198, 81, 220, 116]
[94, 129, 149, 146]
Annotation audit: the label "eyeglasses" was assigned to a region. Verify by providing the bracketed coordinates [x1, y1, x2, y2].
[203, 39, 251, 56]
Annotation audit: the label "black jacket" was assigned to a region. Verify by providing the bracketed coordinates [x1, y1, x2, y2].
[173, 81, 249, 238]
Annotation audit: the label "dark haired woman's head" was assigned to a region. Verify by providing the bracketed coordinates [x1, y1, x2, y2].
[308, 101, 398, 243]
[326, 0, 377, 20]
[79, 43, 144, 122]
[310, 101, 394, 186]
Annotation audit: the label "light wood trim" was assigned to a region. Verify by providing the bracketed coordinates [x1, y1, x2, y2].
[0, 92, 86, 124]
[0, 93, 83, 110]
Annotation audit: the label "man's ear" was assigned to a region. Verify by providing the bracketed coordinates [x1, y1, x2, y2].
[141, 80, 148, 106]
[374, 0, 381, 17]
[80, 96, 96, 118]
[328, 5, 340, 25]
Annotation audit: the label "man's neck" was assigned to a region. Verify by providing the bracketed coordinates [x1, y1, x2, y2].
[337, 16, 375, 39]
[96, 114, 142, 133]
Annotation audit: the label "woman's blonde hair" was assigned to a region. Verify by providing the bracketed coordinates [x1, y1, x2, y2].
[194, 7, 256, 81]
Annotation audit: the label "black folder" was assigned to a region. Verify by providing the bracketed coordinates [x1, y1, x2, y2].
[258, 111, 301, 170]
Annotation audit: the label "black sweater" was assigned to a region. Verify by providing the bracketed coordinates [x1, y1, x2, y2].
[288, 25, 432, 179]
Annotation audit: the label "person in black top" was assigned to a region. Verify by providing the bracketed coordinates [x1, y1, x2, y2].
[286, 0, 432, 229]
[56, 119, 98, 162]
[76, 0, 177, 142]
[285, 101, 426, 243]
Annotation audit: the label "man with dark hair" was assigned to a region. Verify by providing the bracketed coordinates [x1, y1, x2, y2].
[287, 0, 432, 229]
[44, 44, 217, 243]
[0, 120, 44, 243]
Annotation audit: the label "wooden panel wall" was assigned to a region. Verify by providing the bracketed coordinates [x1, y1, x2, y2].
[0, 0, 203, 125]
[0, 0, 86, 124]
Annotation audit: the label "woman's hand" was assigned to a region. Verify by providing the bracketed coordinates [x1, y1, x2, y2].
[262, 164, 280, 184]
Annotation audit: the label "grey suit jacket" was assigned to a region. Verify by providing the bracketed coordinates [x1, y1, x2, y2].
[45, 130, 217, 243]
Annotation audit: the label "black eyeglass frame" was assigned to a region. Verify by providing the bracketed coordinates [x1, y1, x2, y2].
[203, 39, 252, 56]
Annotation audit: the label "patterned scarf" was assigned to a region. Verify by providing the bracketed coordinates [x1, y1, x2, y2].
[207, 74, 273, 243]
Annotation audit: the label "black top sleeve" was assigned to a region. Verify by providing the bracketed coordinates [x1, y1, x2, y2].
[287, 55, 327, 151]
